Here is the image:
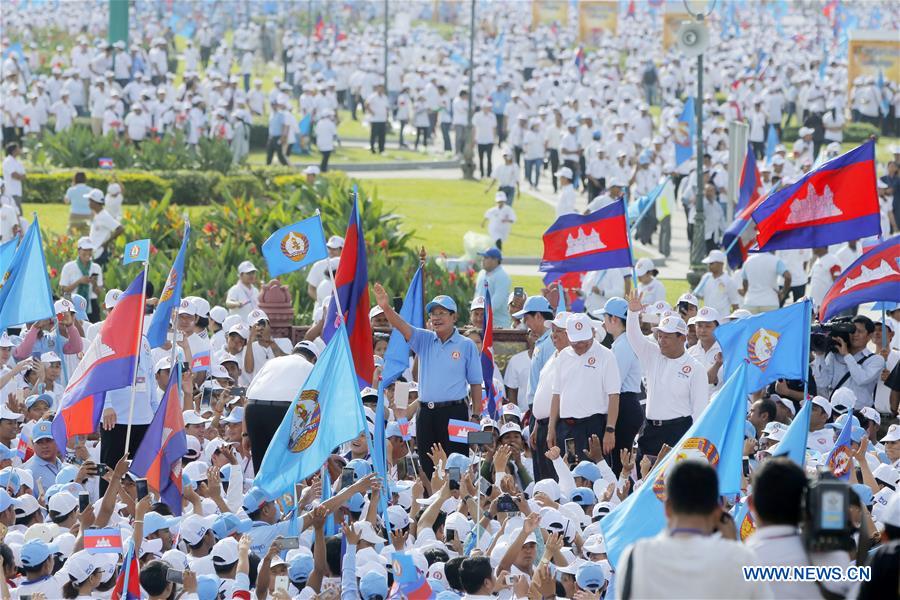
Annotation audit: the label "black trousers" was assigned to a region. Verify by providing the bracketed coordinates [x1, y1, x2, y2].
[440, 122, 452, 151]
[610, 392, 645, 477]
[531, 418, 555, 482]
[416, 401, 470, 479]
[548, 149, 560, 192]
[637, 416, 692, 459]
[246, 401, 290, 474]
[320, 150, 331, 173]
[477, 143, 493, 177]
[266, 137, 287, 165]
[555, 413, 605, 467]
[99, 423, 149, 495]
[370, 121, 386, 153]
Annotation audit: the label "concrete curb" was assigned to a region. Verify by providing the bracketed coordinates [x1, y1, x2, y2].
[292, 159, 460, 172]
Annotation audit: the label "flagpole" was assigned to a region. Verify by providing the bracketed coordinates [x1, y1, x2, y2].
[627, 178, 669, 236]
[318, 207, 346, 321]
[124, 259, 149, 455]
[881, 308, 887, 350]
[624, 198, 638, 291]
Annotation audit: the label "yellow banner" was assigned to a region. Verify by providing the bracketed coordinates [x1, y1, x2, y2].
[848, 35, 900, 90]
[532, 0, 568, 27]
[663, 11, 690, 50]
[579, 0, 618, 45]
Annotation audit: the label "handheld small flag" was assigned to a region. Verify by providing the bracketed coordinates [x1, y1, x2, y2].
[674, 97, 695, 166]
[391, 552, 433, 599]
[824, 413, 854, 481]
[448, 419, 479, 444]
[261, 214, 328, 277]
[481, 282, 498, 419]
[751, 141, 880, 252]
[84, 528, 124, 554]
[771, 398, 811, 467]
[818, 235, 899, 322]
[0, 238, 16, 279]
[723, 145, 765, 268]
[0, 217, 55, 332]
[146, 223, 190, 349]
[765, 124, 778, 162]
[111, 541, 141, 600]
[540, 200, 633, 274]
[122, 239, 150, 265]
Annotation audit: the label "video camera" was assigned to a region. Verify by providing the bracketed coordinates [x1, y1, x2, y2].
[802, 471, 854, 553]
[809, 318, 855, 354]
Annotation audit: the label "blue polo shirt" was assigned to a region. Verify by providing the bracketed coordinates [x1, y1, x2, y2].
[409, 328, 482, 403]
[528, 329, 554, 405]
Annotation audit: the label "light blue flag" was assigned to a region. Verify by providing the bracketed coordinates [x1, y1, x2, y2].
[253, 324, 367, 500]
[765, 124, 778, 162]
[824, 411, 854, 481]
[627, 179, 667, 230]
[147, 223, 191, 348]
[674, 97, 695, 166]
[299, 114, 312, 137]
[771, 398, 811, 467]
[714, 300, 811, 395]
[374, 267, 424, 524]
[731, 498, 757, 541]
[122, 239, 151, 264]
[0, 218, 54, 332]
[877, 71, 891, 116]
[600, 363, 749, 568]
[261, 215, 328, 277]
[0, 238, 17, 278]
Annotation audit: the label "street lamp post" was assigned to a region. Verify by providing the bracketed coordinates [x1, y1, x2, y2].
[689, 46, 705, 273]
[384, 0, 389, 92]
[461, 0, 477, 180]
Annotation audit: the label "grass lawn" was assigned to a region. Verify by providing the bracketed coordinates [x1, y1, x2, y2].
[510, 275, 691, 306]
[336, 110, 400, 141]
[362, 178, 555, 258]
[244, 144, 447, 166]
[25, 203, 211, 236]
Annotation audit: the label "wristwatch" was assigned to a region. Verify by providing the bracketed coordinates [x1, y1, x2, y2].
[605, 426, 616, 433]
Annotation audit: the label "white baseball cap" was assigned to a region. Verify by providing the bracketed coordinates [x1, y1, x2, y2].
[104, 289, 122, 309]
[470, 296, 485, 311]
[566, 313, 593, 342]
[237, 260, 257, 274]
[634, 258, 658, 277]
[690, 306, 720, 324]
[212, 537, 240, 565]
[810, 396, 833, 420]
[209, 306, 228, 324]
[881, 423, 900, 443]
[76, 237, 95, 250]
[326, 235, 345, 249]
[247, 309, 268, 324]
[702, 250, 727, 264]
[653, 315, 688, 335]
[54, 298, 75, 314]
[557, 167, 573, 180]
[677, 293, 699, 307]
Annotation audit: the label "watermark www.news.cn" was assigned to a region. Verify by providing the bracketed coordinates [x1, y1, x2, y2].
[743, 566, 872, 583]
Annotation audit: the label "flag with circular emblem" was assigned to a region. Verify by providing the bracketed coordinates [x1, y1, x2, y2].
[261, 214, 328, 277]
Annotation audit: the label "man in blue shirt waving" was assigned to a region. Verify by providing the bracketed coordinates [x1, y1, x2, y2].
[373, 283, 482, 478]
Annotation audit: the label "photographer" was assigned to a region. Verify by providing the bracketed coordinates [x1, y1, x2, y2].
[746, 458, 850, 598]
[824, 316, 885, 409]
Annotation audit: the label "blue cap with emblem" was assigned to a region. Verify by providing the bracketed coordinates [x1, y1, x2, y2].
[70, 293, 89, 321]
[0, 489, 20, 513]
[241, 486, 274, 514]
[512, 295, 553, 318]
[20, 539, 60, 567]
[212, 513, 253, 539]
[31, 420, 54, 441]
[477, 247, 502, 260]
[347, 458, 373, 481]
[425, 295, 458, 314]
[197, 575, 221, 600]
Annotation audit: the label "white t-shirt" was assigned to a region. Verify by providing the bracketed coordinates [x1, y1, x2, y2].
[741, 253, 786, 308]
[776, 249, 811, 287]
[315, 118, 336, 152]
[531, 351, 559, 420]
[808, 253, 842, 309]
[366, 93, 389, 122]
[638, 278, 666, 306]
[89, 209, 121, 258]
[59, 259, 104, 301]
[504, 350, 531, 411]
[552, 341, 621, 417]
[472, 111, 497, 145]
[2, 155, 25, 197]
[695, 272, 741, 318]
[225, 282, 259, 320]
[124, 111, 150, 141]
[484, 205, 516, 241]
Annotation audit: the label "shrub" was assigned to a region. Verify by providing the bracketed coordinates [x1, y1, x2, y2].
[23, 171, 170, 204]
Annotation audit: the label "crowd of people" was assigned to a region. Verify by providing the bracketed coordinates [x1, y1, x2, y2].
[1, 1, 900, 599]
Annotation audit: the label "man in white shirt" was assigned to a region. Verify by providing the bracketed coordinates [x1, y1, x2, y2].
[776, 249, 811, 303]
[741, 252, 791, 313]
[807, 247, 842, 311]
[124, 104, 150, 146]
[315, 109, 337, 172]
[472, 102, 497, 178]
[482, 193, 516, 250]
[826, 316, 885, 409]
[87, 188, 122, 265]
[529, 312, 570, 482]
[2, 143, 26, 210]
[555, 167, 577, 217]
[306, 236, 343, 300]
[59, 237, 104, 321]
[225, 260, 260, 320]
[366, 83, 389, 154]
[616, 461, 770, 599]
[686, 307, 724, 394]
[694, 250, 741, 317]
[626, 291, 708, 458]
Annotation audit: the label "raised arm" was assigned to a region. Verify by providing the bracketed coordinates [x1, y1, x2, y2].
[373, 283, 413, 341]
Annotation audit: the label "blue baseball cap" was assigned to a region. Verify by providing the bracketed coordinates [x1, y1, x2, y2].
[346, 492, 365, 513]
[851, 426, 867, 444]
[425, 295, 458, 314]
[359, 570, 388, 600]
[576, 561, 607, 591]
[25, 394, 54, 410]
[242, 486, 274, 514]
[572, 461, 602, 483]
[446, 453, 470, 473]
[70, 294, 89, 321]
[512, 295, 553, 318]
[744, 420, 757, 440]
[289, 553, 315, 583]
[143, 511, 181, 535]
[0, 489, 20, 513]
[0, 445, 16, 462]
[56, 464, 80, 485]
[31, 420, 54, 442]
[347, 458, 373, 481]
[211, 513, 252, 540]
[385, 422, 402, 439]
[0, 468, 21, 494]
[478, 248, 502, 260]
[598, 297, 628, 320]
[21, 539, 60, 567]
[222, 406, 244, 425]
[197, 575, 221, 600]
[828, 414, 861, 431]
[570, 487, 597, 506]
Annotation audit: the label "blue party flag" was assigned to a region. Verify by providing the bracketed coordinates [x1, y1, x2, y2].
[0, 238, 16, 279]
[261, 214, 328, 277]
[601, 363, 749, 569]
[765, 124, 778, 162]
[771, 397, 812, 467]
[0, 217, 54, 332]
[824, 410, 854, 481]
[252, 324, 367, 500]
[146, 223, 190, 348]
[122, 239, 150, 264]
[674, 97, 695, 166]
[714, 300, 811, 395]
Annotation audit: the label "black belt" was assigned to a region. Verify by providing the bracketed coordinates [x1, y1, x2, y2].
[646, 416, 692, 427]
[247, 399, 290, 407]
[562, 415, 601, 425]
[422, 398, 467, 410]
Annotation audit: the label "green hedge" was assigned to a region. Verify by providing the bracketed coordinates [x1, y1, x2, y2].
[780, 121, 879, 143]
[22, 169, 295, 206]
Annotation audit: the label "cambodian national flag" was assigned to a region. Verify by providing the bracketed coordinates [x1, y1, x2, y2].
[481, 281, 498, 419]
[574, 47, 586, 75]
[322, 189, 374, 388]
[51, 271, 145, 453]
[146, 223, 190, 349]
[819, 235, 900, 322]
[751, 140, 880, 252]
[722, 144, 765, 269]
[540, 199, 632, 274]
[130, 364, 187, 514]
[111, 541, 141, 600]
